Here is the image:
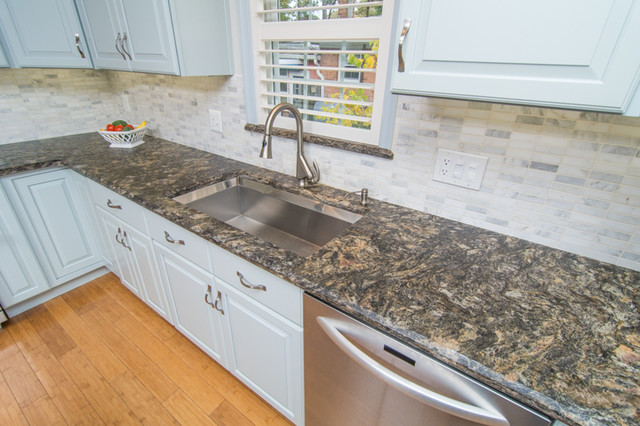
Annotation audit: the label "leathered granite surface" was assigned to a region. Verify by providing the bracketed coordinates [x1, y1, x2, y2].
[1, 133, 638, 425]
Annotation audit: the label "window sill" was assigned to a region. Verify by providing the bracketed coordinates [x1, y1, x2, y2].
[244, 123, 394, 160]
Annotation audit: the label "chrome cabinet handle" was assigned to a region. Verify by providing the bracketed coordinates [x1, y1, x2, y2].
[107, 199, 122, 209]
[213, 291, 224, 315]
[115, 33, 126, 60]
[121, 32, 133, 60]
[398, 18, 411, 72]
[204, 285, 214, 306]
[316, 317, 509, 426]
[74, 34, 86, 58]
[237, 271, 266, 292]
[164, 231, 185, 246]
[121, 230, 132, 251]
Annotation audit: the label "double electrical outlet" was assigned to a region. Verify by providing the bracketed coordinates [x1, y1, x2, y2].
[432, 149, 488, 190]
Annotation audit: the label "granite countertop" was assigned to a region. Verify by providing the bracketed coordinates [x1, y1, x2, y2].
[1, 133, 638, 425]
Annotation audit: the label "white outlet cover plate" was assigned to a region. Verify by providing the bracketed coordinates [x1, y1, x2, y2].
[433, 148, 488, 190]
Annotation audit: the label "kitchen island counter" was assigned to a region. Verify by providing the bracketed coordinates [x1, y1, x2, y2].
[1, 133, 638, 425]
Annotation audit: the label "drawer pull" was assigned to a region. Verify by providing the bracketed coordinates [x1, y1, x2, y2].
[115, 33, 126, 60]
[214, 291, 224, 315]
[237, 271, 267, 292]
[164, 231, 185, 246]
[398, 18, 411, 72]
[107, 199, 122, 209]
[204, 285, 215, 307]
[115, 227, 124, 245]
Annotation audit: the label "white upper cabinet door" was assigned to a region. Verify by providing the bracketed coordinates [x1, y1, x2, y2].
[0, 187, 48, 307]
[74, 0, 130, 71]
[0, 0, 92, 68]
[3, 169, 101, 286]
[119, 0, 179, 74]
[392, 0, 640, 113]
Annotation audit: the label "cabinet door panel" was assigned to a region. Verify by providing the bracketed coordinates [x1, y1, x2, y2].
[155, 244, 226, 365]
[223, 285, 303, 423]
[75, 0, 129, 70]
[125, 225, 171, 322]
[393, 0, 640, 112]
[8, 169, 100, 285]
[0, 0, 92, 68]
[0, 188, 48, 307]
[120, 0, 179, 74]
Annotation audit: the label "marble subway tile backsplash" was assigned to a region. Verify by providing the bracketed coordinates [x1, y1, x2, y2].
[2, 68, 639, 271]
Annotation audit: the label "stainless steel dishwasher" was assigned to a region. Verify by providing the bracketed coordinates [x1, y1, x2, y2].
[304, 294, 551, 426]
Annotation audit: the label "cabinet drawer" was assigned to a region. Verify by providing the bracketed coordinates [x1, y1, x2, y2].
[145, 210, 212, 273]
[210, 244, 302, 326]
[87, 180, 148, 232]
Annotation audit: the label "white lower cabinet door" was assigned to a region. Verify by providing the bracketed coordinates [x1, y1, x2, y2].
[122, 223, 172, 323]
[0, 187, 48, 307]
[154, 243, 226, 367]
[95, 206, 141, 298]
[2, 168, 101, 286]
[220, 281, 303, 424]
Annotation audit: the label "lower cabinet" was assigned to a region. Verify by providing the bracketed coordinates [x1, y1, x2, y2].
[94, 205, 172, 323]
[1, 168, 102, 286]
[153, 243, 227, 367]
[219, 280, 304, 424]
[86, 182, 304, 424]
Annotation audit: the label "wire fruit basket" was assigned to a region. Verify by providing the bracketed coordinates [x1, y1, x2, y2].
[98, 125, 147, 148]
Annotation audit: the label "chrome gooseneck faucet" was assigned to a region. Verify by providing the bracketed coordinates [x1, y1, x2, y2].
[260, 103, 320, 188]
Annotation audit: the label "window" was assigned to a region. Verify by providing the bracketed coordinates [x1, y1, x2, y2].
[246, 0, 395, 146]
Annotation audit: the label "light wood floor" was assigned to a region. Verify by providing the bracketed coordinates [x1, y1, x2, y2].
[0, 272, 292, 425]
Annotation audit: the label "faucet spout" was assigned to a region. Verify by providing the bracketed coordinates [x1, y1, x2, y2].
[261, 103, 320, 187]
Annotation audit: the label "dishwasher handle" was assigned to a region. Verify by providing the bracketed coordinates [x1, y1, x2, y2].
[316, 316, 510, 426]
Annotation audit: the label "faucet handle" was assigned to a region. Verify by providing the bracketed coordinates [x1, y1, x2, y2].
[310, 159, 320, 184]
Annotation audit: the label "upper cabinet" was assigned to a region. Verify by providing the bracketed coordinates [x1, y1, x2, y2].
[391, 0, 640, 114]
[76, 0, 234, 76]
[0, 0, 92, 68]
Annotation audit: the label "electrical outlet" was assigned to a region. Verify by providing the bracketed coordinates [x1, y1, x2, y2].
[209, 109, 222, 133]
[433, 149, 488, 190]
[121, 94, 131, 112]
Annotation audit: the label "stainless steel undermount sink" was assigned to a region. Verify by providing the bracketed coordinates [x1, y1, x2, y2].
[173, 176, 362, 257]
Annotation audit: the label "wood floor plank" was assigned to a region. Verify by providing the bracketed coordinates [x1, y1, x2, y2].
[163, 390, 218, 426]
[113, 311, 225, 415]
[0, 364, 29, 425]
[0, 325, 48, 406]
[211, 400, 254, 426]
[79, 305, 178, 402]
[44, 296, 127, 381]
[111, 370, 180, 425]
[26, 304, 77, 359]
[4, 310, 46, 353]
[20, 342, 103, 425]
[59, 346, 141, 425]
[20, 395, 67, 426]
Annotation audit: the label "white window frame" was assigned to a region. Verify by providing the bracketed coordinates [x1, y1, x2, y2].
[243, 0, 396, 147]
